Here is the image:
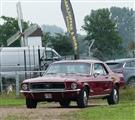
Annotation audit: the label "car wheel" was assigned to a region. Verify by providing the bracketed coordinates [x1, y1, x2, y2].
[26, 98, 37, 108]
[59, 100, 70, 108]
[127, 77, 135, 88]
[77, 88, 88, 108]
[107, 87, 119, 105]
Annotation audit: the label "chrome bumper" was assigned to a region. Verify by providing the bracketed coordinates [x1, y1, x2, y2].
[20, 89, 81, 93]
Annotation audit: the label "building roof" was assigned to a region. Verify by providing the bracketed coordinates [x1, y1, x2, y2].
[29, 28, 43, 37]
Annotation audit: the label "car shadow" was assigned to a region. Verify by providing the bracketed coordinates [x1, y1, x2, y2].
[39, 103, 108, 109]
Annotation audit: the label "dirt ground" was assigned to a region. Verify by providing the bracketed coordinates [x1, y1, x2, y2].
[0, 102, 80, 120]
[0, 101, 107, 120]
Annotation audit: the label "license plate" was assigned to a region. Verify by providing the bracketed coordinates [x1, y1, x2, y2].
[44, 93, 52, 99]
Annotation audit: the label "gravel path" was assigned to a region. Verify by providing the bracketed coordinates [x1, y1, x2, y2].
[0, 103, 80, 120]
[0, 101, 107, 120]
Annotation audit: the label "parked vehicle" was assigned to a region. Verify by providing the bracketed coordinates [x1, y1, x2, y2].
[0, 47, 61, 78]
[21, 60, 124, 108]
[106, 58, 135, 87]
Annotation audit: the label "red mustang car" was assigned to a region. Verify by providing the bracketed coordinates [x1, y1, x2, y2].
[21, 60, 125, 108]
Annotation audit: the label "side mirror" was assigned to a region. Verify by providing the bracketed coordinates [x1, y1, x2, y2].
[93, 73, 100, 78]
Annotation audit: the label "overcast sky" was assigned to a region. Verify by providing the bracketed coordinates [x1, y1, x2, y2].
[0, 0, 134, 34]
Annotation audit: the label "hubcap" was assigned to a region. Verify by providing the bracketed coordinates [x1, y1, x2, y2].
[113, 89, 118, 103]
[83, 91, 88, 106]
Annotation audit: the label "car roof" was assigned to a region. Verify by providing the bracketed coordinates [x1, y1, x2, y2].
[106, 58, 135, 63]
[53, 59, 104, 64]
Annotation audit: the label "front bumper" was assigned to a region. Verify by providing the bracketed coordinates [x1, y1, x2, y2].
[20, 89, 81, 93]
[20, 89, 81, 101]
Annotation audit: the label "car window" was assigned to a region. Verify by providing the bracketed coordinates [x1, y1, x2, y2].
[125, 61, 131, 67]
[93, 63, 108, 75]
[130, 61, 135, 67]
[45, 50, 57, 59]
[45, 63, 91, 75]
[106, 62, 123, 70]
[125, 61, 135, 68]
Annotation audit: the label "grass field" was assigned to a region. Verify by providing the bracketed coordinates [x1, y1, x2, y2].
[64, 88, 135, 120]
[0, 98, 25, 106]
[65, 100, 135, 120]
[0, 92, 25, 106]
[0, 88, 135, 120]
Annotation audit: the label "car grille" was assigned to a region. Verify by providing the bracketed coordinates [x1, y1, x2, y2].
[30, 83, 65, 90]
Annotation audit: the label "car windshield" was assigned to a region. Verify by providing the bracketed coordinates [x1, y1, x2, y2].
[106, 62, 124, 70]
[45, 62, 91, 75]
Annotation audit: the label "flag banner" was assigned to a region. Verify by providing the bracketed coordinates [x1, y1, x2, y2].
[61, 0, 79, 59]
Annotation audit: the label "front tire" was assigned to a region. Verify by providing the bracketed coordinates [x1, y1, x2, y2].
[107, 88, 119, 105]
[59, 100, 70, 108]
[77, 88, 89, 108]
[26, 98, 37, 108]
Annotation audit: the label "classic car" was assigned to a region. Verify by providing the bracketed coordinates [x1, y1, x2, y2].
[20, 60, 125, 108]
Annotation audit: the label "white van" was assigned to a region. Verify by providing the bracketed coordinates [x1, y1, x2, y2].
[0, 47, 61, 77]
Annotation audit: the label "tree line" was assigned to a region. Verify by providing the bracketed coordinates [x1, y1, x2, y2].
[0, 7, 135, 60]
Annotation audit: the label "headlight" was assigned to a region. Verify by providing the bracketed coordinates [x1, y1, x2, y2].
[22, 83, 28, 91]
[71, 82, 77, 90]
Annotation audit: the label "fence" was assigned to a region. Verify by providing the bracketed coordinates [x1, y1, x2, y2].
[0, 71, 45, 96]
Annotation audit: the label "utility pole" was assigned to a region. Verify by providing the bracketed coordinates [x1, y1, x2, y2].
[0, 45, 3, 94]
[88, 39, 95, 57]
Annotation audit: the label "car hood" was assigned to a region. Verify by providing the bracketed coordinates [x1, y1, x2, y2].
[23, 74, 90, 83]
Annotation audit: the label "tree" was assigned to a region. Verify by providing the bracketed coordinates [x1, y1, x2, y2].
[77, 34, 87, 55]
[128, 41, 135, 57]
[110, 7, 135, 48]
[51, 33, 74, 56]
[0, 16, 28, 46]
[42, 32, 52, 47]
[41, 25, 64, 36]
[82, 8, 124, 60]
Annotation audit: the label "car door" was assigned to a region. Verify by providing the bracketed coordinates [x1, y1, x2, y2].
[90, 63, 112, 96]
[124, 60, 135, 82]
[98, 63, 113, 94]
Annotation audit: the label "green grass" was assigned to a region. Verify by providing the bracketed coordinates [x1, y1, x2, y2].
[66, 101, 135, 120]
[64, 88, 135, 120]
[0, 92, 25, 106]
[0, 98, 25, 106]
[120, 87, 135, 101]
